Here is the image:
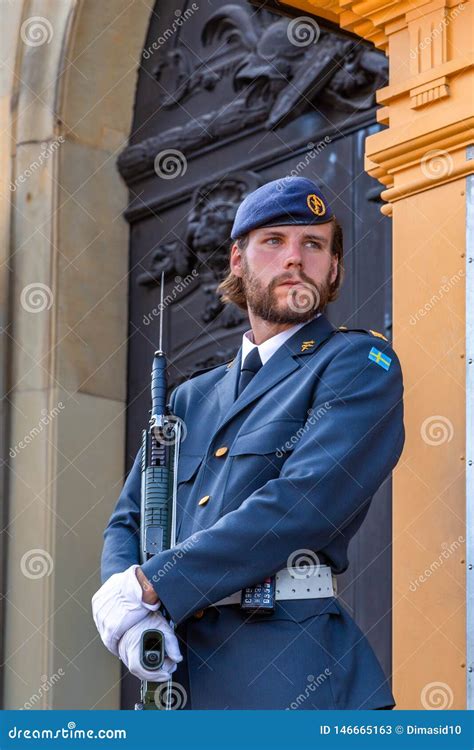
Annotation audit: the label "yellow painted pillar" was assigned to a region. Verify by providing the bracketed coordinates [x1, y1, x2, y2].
[282, 0, 473, 709]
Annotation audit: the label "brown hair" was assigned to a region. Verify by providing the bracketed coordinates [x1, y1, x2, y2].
[217, 216, 345, 312]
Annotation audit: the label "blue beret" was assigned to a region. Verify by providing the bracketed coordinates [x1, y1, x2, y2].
[231, 177, 333, 240]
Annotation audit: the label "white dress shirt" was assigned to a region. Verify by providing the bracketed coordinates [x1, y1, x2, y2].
[241, 313, 321, 368]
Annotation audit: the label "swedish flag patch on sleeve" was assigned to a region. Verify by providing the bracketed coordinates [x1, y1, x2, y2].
[368, 346, 392, 371]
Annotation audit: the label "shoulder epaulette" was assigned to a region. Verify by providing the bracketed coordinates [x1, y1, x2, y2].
[337, 326, 389, 342]
[189, 358, 234, 380]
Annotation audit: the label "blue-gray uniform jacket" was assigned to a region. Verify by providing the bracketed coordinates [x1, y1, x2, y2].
[101, 313, 405, 710]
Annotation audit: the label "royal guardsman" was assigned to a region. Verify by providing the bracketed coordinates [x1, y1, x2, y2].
[92, 176, 405, 709]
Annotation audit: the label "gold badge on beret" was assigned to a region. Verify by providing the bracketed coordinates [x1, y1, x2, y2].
[307, 194, 326, 217]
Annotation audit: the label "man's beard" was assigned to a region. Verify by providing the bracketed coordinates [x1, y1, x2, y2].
[240, 258, 333, 324]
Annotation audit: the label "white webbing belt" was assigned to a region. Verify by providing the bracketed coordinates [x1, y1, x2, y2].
[213, 564, 337, 606]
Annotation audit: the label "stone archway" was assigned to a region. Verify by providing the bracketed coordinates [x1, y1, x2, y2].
[2, 0, 151, 709]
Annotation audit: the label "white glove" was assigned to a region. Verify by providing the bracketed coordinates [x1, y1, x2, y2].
[92, 564, 160, 657]
[118, 612, 183, 682]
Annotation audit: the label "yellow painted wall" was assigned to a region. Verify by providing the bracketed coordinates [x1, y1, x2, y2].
[393, 182, 466, 708]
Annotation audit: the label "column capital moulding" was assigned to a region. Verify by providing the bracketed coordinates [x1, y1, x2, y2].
[302, 0, 474, 214]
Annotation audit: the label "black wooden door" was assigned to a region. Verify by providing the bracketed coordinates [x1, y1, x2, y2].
[117, 0, 392, 709]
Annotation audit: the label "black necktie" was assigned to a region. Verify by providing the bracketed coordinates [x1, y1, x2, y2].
[237, 347, 263, 397]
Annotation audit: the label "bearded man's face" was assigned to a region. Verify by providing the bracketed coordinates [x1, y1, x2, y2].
[232, 223, 338, 323]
